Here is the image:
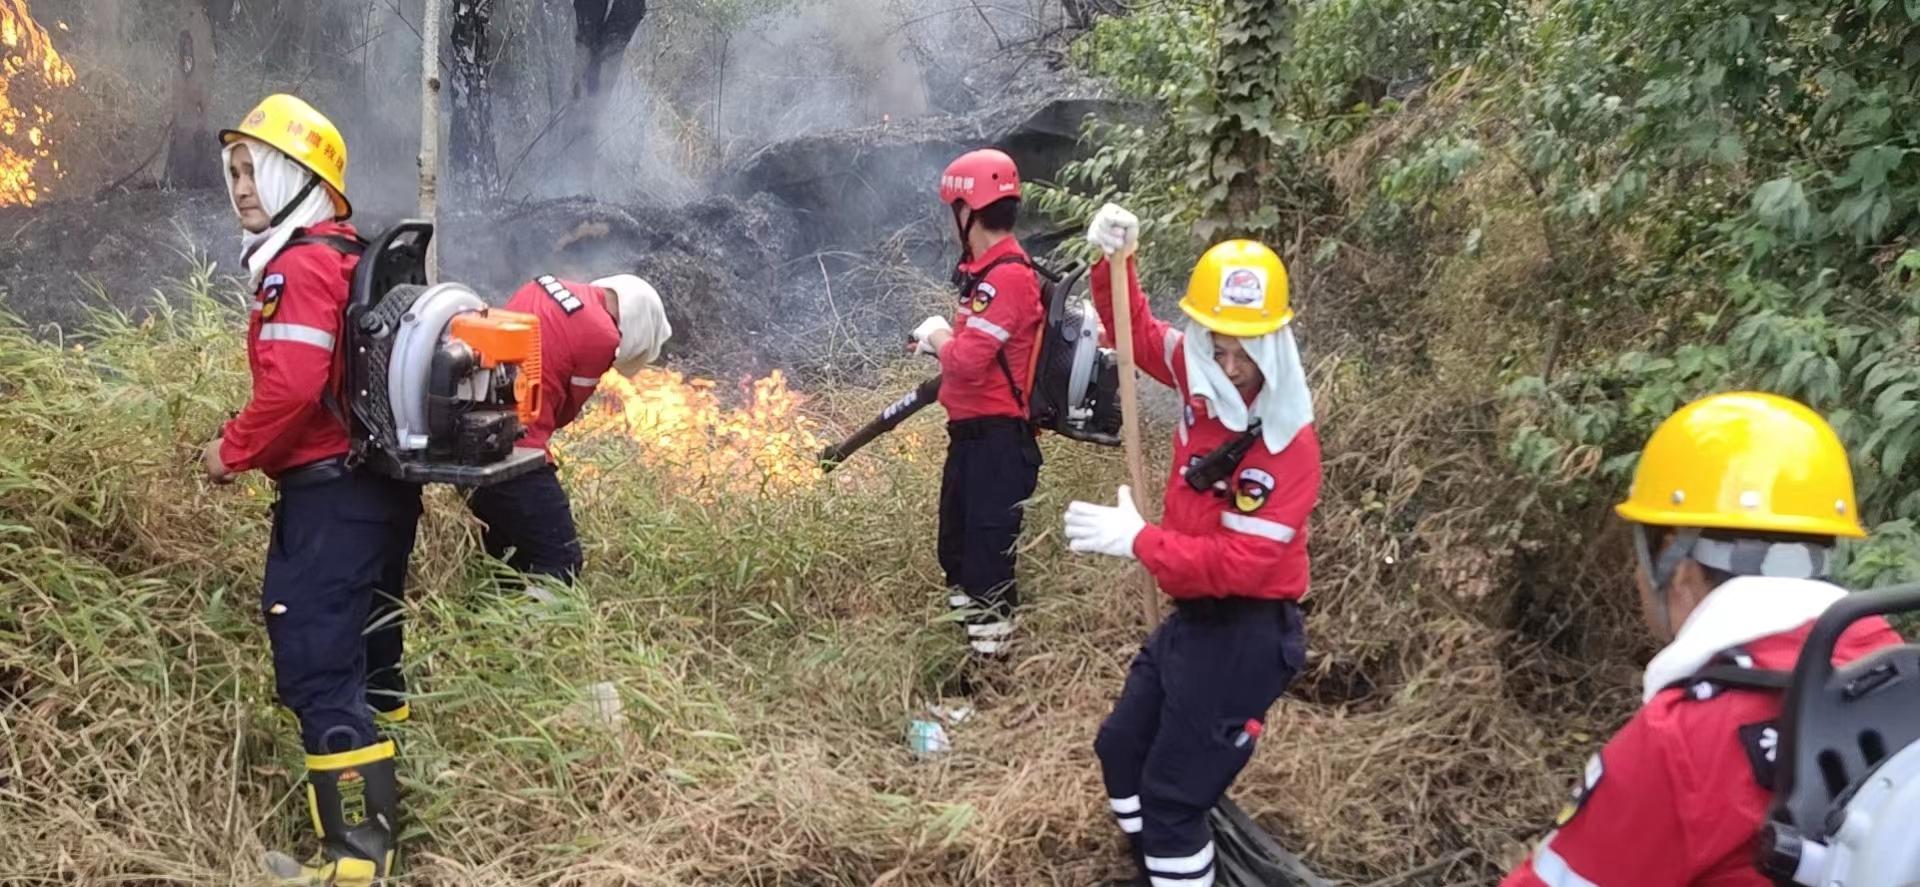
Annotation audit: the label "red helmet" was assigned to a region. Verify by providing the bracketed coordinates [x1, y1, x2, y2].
[939, 148, 1021, 210]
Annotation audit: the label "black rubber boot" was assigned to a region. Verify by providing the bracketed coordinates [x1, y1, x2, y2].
[264, 739, 400, 885]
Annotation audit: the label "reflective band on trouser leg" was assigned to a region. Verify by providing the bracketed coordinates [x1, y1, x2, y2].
[968, 617, 1013, 654]
[569, 376, 600, 388]
[1150, 874, 1212, 887]
[1110, 795, 1143, 834]
[1531, 835, 1600, 887]
[1145, 842, 1215, 887]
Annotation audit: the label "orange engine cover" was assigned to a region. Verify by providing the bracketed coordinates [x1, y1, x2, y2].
[448, 309, 542, 428]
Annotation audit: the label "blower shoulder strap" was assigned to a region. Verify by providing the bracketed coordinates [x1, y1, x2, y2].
[1667, 662, 1793, 700]
[968, 254, 1040, 410]
[284, 228, 369, 439]
[286, 230, 369, 256]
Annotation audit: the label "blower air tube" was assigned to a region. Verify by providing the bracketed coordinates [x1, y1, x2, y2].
[820, 375, 943, 472]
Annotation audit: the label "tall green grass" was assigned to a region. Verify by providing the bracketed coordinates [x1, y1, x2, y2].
[0, 271, 1170, 885]
[1, 267, 1631, 885]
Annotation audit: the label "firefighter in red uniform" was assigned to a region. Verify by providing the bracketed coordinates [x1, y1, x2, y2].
[199, 95, 420, 886]
[906, 148, 1045, 657]
[1501, 392, 1899, 887]
[463, 273, 670, 584]
[1064, 204, 1320, 887]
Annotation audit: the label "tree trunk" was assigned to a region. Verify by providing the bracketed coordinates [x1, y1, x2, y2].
[449, 0, 499, 200]
[571, 0, 647, 101]
[561, 0, 646, 178]
[164, 1, 219, 189]
[422, 0, 447, 278]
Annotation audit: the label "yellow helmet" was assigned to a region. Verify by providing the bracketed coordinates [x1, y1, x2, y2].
[1615, 391, 1865, 539]
[1180, 240, 1292, 338]
[220, 94, 350, 218]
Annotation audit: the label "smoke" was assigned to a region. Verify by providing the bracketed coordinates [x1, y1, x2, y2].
[29, 0, 1061, 216]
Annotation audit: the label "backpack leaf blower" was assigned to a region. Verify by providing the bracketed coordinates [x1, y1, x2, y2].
[819, 258, 1125, 471]
[341, 221, 548, 486]
[1749, 582, 1920, 886]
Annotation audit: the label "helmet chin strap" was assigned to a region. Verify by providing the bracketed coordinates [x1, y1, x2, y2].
[952, 203, 977, 266]
[1633, 524, 1701, 638]
[269, 172, 324, 228]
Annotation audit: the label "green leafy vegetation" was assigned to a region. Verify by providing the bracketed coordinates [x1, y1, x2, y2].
[1039, 0, 1920, 587]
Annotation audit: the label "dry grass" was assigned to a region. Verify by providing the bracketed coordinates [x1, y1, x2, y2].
[1, 254, 1643, 887]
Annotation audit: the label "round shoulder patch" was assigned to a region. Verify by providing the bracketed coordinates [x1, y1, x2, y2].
[969, 281, 998, 314]
[1554, 753, 1605, 827]
[259, 272, 287, 319]
[1234, 467, 1275, 513]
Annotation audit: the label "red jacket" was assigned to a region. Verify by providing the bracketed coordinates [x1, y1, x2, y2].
[1091, 257, 1321, 601]
[939, 236, 1042, 422]
[218, 221, 360, 479]
[1501, 617, 1903, 887]
[503, 276, 621, 453]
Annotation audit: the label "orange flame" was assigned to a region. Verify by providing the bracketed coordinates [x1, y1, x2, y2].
[562, 368, 826, 494]
[0, 0, 73, 206]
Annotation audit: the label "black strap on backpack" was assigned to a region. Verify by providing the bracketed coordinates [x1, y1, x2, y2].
[282, 229, 370, 435]
[287, 230, 369, 257]
[1666, 645, 1794, 701]
[959, 253, 1040, 409]
[1673, 664, 1793, 695]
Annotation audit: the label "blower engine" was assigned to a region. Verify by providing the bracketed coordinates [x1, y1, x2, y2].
[341, 221, 548, 486]
[1026, 260, 1123, 447]
[819, 259, 1122, 471]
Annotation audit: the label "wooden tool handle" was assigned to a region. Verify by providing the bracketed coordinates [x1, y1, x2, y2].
[1106, 247, 1160, 628]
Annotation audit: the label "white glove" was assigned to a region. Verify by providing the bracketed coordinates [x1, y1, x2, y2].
[1064, 485, 1146, 560]
[1086, 202, 1140, 256]
[911, 315, 951, 356]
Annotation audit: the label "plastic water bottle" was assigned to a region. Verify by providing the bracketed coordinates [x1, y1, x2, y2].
[907, 719, 951, 758]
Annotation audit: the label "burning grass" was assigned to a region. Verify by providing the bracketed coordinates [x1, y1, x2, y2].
[0, 266, 1637, 885]
[0, 0, 74, 206]
[561, 367, 827, 496]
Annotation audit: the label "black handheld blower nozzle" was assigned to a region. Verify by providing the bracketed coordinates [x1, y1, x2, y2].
[819, 375, 944, 473]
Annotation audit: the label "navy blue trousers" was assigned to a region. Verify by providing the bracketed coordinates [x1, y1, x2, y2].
[263, 470, 420, 754]
[1094, 598, 1306, 885]
[464, 463, 584, 583]
[937, 419, 1040, 652]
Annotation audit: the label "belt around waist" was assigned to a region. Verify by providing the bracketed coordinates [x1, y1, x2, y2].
[275, 457, 350, 490]
[947, 416, 1031, 440]
[1174, 596, 1299, 622]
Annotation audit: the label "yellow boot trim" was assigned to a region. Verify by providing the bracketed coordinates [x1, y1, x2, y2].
[306, 783, 325, 837]
[265, 854, 375, 887]
[306, 740, 396, 772]
[373, 703, 410, 724]
[331, 857, 378, 886]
